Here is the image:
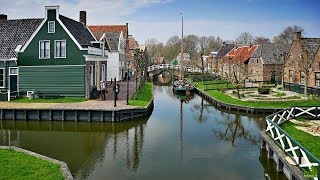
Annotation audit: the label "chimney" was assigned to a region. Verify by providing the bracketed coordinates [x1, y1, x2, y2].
[0, 14, 7, 20]
[294, 31, 302, 41]
[79, 11, 86, 26]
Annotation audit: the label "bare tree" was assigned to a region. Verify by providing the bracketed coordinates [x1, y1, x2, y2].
[299, 47, 318, 97]
[225, 56, 247, 99]
[272, 25, 304, 44]
[253, 36, 271, 44]
[236, 32, 253, 45]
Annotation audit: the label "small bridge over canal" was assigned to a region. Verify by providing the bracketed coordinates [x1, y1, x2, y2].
[147, 64, 201, 75]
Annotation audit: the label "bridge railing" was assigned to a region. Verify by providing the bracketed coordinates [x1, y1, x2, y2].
[148, 64, 201, 72]
[266, 106, 320, 179]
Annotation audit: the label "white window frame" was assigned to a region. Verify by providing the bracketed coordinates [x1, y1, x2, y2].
[39, 40, 50, 59]
[300, 71, 305, 85]
[315, 72, 320, 87]
[54, 40, 66, 58]
[9, 67, 19, 92]
[48, 21, 55, 33]
[0, 68, 5, 88]
[9, 67, 18, 75]
[289, 70, 293, 82]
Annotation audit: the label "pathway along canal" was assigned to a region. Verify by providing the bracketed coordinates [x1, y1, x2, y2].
[0, 85, 286, 180]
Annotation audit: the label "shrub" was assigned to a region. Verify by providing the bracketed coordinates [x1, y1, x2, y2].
[258, 87, 270, 94]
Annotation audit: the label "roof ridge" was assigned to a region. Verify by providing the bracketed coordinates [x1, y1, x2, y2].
[88, 25, 126, 27]
[1, 18, 44, 21]
[59, 14, 80, 24]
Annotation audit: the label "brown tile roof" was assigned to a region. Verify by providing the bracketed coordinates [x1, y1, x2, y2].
[88, 25, 128, 40]
[224, 45, 259, 64]
[129, 36, 138, 49]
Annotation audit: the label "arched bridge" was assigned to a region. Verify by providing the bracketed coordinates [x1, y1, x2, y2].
[148, 64, 201, 74]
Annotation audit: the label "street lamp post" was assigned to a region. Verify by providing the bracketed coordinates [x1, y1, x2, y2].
[126, 60, 130, 105]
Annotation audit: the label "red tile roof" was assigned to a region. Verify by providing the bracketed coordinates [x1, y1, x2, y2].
[88, 25, 128, 40]
[129, 36, 138, 49]
[224, 45, 259, 64]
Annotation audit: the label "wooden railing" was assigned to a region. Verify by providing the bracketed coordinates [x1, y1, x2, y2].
[266, 106, 320, 180]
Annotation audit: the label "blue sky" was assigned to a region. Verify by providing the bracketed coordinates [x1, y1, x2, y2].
[1, 0, 319, 44]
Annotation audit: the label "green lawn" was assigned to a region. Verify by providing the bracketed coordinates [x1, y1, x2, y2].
[202, 89, 320, 109]
[0, 149, 64, 179]
[280, 121, 320, 160]
[129, 83, 153, 107]
[11, 97, 86, 103]
[193, 80, 234, 90]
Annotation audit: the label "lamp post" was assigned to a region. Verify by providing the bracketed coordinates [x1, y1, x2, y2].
[126, 60, 130, 105]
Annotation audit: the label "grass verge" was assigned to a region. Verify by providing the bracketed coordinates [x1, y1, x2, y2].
[0, 149, 64, 179]
[280, 121, 320, 159]
[203, 89, 320, 108]
[11, 97, 86, 103]
[129, 83, 153, 107]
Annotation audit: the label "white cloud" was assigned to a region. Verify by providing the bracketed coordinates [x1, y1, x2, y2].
[1, 0, 319, 44]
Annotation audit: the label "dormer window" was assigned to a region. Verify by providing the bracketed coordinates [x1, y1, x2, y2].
[48, 21, 55, 33]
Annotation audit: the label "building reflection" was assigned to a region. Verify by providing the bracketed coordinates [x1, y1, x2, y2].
[0, 117, 148, 178]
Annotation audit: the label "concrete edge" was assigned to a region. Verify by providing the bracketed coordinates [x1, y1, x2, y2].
[260, 131, 306, 180]
[0, 146, 73, 180]
[195, 88, 282, 114]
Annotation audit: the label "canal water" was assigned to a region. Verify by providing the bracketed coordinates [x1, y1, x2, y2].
[0, 85, 286, 180]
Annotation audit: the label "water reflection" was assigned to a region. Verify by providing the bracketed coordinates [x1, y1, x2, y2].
[0, 119, 148, 179]
[0, 86, 283, 180]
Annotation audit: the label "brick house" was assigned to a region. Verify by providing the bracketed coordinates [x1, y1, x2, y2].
[284, 32, 320, 88]
[222, 45, 259, 80]
[248, 43, 289, 82]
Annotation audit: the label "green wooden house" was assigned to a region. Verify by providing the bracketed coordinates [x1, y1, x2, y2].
[0, 14, 43, 100]
[16, 6, 107, 99]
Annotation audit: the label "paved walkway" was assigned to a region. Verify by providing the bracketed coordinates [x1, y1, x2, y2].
[0, 80, 140, 111]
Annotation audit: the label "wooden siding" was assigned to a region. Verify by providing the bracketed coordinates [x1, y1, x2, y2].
[0, 61, 18, 91]
[19, 66, 85, 97]
[18, 9, 86, 66]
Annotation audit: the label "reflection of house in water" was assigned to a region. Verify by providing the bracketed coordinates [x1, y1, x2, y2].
[0, 118, 148, 178]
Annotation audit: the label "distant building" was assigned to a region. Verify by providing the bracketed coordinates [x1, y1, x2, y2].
[248, 43, 289, 82]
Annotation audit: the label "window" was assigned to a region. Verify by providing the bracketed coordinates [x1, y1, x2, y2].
[48, 21, 55, 33]
[54, 40, 66, 58]
[300, 71, 305, 84]
[289, 70, 293, 82]
[39, 40, 50, 59]
[0, 68, 4, 88]
[256, 59, 259, 63]
[9, 68, 18, 75]
[316, 73, 320, 87]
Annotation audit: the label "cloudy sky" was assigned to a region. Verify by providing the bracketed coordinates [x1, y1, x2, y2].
[1, 0, 319, 44]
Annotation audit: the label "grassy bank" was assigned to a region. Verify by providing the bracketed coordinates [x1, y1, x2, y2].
[203, 89, 320, 108]
[129, 83, 153, 107]
[280, 122, 320, 159]
[0, 149, 64, 179]
[11, 97, 86, 103]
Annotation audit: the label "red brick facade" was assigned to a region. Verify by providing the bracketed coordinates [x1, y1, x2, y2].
[284, 33, 320, 87]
